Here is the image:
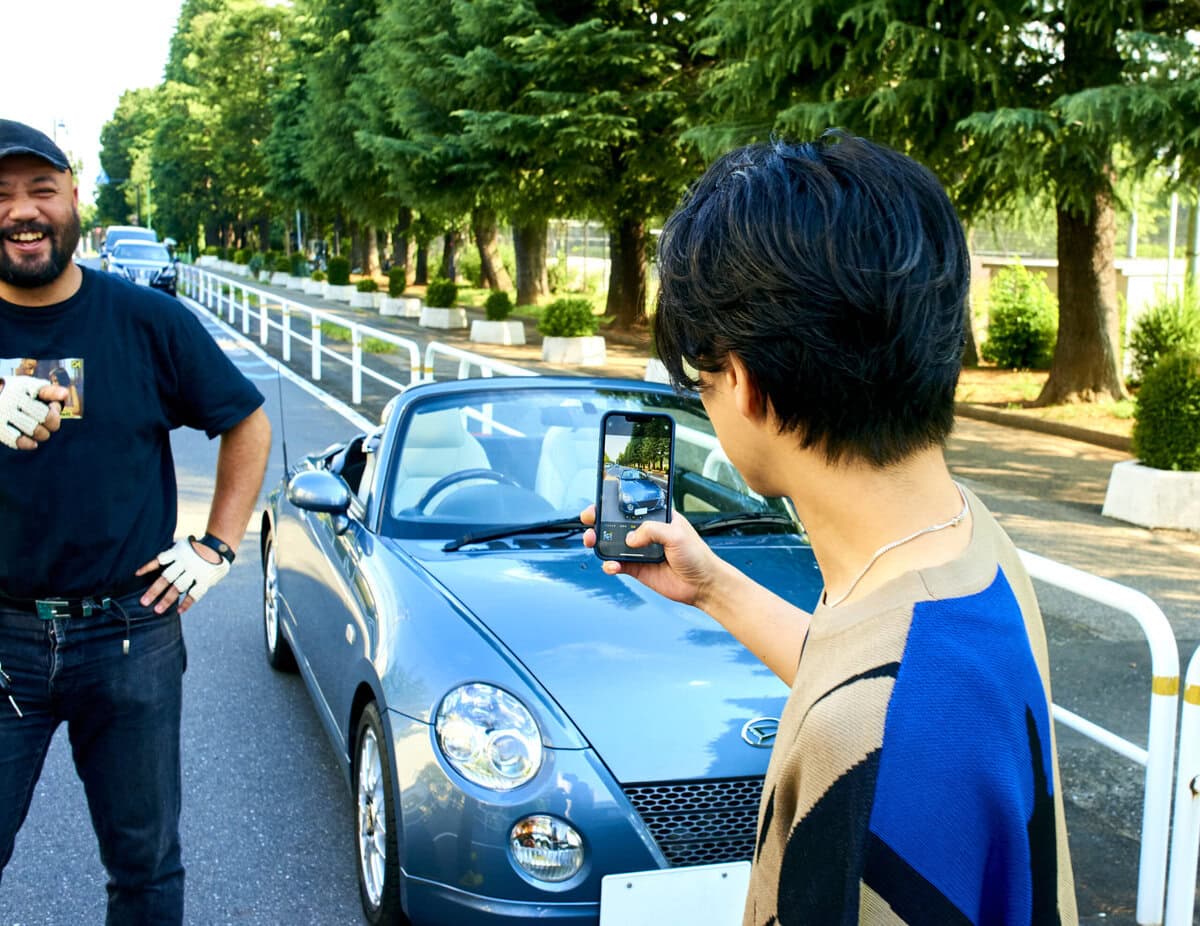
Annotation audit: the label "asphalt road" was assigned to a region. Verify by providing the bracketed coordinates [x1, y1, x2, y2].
[4, 273, 1199, 924]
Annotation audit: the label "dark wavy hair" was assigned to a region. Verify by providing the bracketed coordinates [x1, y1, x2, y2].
[654, 132, 968, 467]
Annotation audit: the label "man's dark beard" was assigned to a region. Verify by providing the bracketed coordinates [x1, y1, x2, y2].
[0, 211, 81, 289]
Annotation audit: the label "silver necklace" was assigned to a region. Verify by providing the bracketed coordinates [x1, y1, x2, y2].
[824, 483, 970, 608]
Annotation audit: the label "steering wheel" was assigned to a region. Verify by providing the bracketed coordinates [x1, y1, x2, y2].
[415, 468, 522, 513]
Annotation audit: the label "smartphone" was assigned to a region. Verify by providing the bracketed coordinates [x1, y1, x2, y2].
[594, 411, 675, 562]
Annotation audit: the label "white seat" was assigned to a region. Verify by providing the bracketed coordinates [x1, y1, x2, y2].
[391, 408, 490, 513]
[535, 426, 599, 513]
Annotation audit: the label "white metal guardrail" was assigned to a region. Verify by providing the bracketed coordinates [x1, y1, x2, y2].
[1165, 646, 1200, 926]
[182, 262, 1191, 924]
[1019, 550, 1179, 926]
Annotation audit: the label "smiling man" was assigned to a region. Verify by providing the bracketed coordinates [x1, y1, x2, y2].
[0, 119, 271, 925]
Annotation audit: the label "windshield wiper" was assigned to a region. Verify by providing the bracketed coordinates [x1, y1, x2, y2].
[444, 517, 587, 552]
[692, 513, 798, 536]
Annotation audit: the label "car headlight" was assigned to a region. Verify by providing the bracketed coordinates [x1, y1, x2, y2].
[510, 815, 584, 882]
[436, 683, 543, 790]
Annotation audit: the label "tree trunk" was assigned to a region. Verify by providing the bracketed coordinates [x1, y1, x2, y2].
[1036, 194, 1128, 404]
[392, 207, 412, 279]
[415, 236, 430, 286]
[440, 229, 462, 282]
[365, 224, 380, 276]
[333, 212, 344, 257]
[513, 221, 548, 306]
[472, 207, 512, 291]
[604, 218, 648, 329]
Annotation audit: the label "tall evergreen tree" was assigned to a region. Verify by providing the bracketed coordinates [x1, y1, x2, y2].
[695, 0, 1199, 403]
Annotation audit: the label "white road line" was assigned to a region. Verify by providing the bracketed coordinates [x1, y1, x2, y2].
[180, 294, 375, 432]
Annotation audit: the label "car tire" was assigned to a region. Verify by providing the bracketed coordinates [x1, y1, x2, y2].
[355, 702, 407, 925]
[262, 533, 297, 672]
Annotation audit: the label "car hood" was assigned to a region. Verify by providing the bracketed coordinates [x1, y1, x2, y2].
[395, 534, 822, 784]
[111, 259, 170, 270]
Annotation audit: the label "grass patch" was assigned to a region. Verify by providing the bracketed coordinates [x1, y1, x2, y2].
[319, 321, 398, 354]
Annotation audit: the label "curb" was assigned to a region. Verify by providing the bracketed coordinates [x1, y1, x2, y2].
[955, 403, 1132, 454]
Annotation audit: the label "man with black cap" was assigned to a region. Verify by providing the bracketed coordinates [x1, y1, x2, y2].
[0, 119, 272, 923]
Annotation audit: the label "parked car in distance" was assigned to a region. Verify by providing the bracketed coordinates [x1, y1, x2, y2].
[617, 467, 667, 518]
[104, 241, 177, 296]
[262, 375, 822, 926]
[99, 225, 157, 265]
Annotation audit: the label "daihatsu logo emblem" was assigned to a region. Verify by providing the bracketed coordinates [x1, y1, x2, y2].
[741, 717, 779, 748]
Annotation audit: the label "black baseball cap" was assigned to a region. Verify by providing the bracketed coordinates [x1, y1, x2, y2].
[0, 119, 71, 172]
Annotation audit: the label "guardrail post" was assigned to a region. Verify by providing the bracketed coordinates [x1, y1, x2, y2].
[282, 305, 292, 363]
[242, 288, 251, 335]
[352, 328, 363, 405]
[1165, 647, 1200, 925]
[311, 312, 321, 381]
[259, 293, 269, 347]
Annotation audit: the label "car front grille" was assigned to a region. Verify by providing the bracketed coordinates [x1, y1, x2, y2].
[623, 777, 764, 868]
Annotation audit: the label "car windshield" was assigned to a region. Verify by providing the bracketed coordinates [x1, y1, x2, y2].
[112, 243, 170, 262]
[379, 384, 795, 540]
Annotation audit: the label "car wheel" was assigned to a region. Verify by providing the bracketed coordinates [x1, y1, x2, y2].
[355, 703, 406, 925]
[262, 533, 297, 672]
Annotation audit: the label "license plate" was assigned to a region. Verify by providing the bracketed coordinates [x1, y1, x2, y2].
[600, 862, 750, 926]
[634, 507, 648, 516]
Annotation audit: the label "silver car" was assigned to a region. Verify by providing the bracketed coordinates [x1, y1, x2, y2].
[105, 241, 177, 296]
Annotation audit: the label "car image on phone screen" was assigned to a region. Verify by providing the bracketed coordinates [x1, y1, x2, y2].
[594, 411, 675, 562]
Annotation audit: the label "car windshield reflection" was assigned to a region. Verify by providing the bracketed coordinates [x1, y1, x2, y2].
[379, 386, 792, 540]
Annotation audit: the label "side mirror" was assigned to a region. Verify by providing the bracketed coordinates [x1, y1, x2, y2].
[287, 470, 351, 516]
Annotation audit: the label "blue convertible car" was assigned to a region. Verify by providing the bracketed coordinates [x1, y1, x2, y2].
[261, 376, 822, 925]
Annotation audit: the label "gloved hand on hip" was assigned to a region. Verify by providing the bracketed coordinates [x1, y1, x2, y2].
[0, 376, 64, 451]
[139, 537, 231, 613]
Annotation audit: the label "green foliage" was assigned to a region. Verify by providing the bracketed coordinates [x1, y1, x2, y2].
[980, 265, 1058, 370]
[456, 247, 484, 288]
[274, 256, 292, 273]
[356, 278, 379, 293]
[217, 246, 229, 261]
[290, 252, 308, 277]
[233, 248, 250, 265]
[203, 246, 220, 257]
[247, 253, 265, 275]
[425, 277, 459, 308]
[1129, 292, 1200, 385]
[1132, 351, 1200, 471]
[319, 322, 397, 354]
[485, 290, 513, 321]
[311, 269, 326, 282]
[538, 298, 599, 338]
[326, 256, 351, 286]
[387, 267, 406, 297]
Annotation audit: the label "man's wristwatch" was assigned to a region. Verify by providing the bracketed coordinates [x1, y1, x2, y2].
[191, 532, 236, 564]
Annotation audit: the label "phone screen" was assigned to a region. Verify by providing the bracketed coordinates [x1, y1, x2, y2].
[594, 411, 675, 562]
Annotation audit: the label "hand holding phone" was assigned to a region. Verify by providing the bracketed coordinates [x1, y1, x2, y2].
[594, 411, 675, 563]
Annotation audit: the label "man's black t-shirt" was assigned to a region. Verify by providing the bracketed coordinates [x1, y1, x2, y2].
[0, 267, 264, 598]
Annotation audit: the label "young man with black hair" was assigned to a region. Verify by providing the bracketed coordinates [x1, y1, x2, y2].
[584, 133, 1077, 923]
[0, 119, 271, 924]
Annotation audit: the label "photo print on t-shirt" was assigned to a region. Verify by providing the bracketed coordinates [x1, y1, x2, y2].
[2, 357, 85, 418]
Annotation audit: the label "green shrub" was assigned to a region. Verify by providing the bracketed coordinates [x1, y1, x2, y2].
[247, 253, 265, 276]
[425, 277, 459, 308]
[1132, 350, 1200, 471]
[538, 297, 599, 337]
[233, 248, 250, 265]
[457, 248, 484, 287]
[327, 256, 351, 286]
[485, 290, 513, 321]
[216, 246, 229, 261]
[311, 269, 327, 282]
[290, 253, 308, 277]
[203, 245, 220, 257]
[273, 256, 292, 273]
[547, 259, 566, 294]
[387, 267, 407, 297]
[356, 278, 379, 293]
[1129, 292, 1200, 385]
[980, 263, 1058, 369]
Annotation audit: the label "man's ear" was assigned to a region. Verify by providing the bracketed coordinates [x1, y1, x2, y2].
[726, 353, 766, 422]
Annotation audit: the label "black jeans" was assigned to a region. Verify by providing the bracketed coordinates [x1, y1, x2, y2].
[0, 590, 186, 925]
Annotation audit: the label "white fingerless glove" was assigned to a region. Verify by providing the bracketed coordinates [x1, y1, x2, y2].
[156, 537, 231, 603]
[0, 376, 53, 450]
